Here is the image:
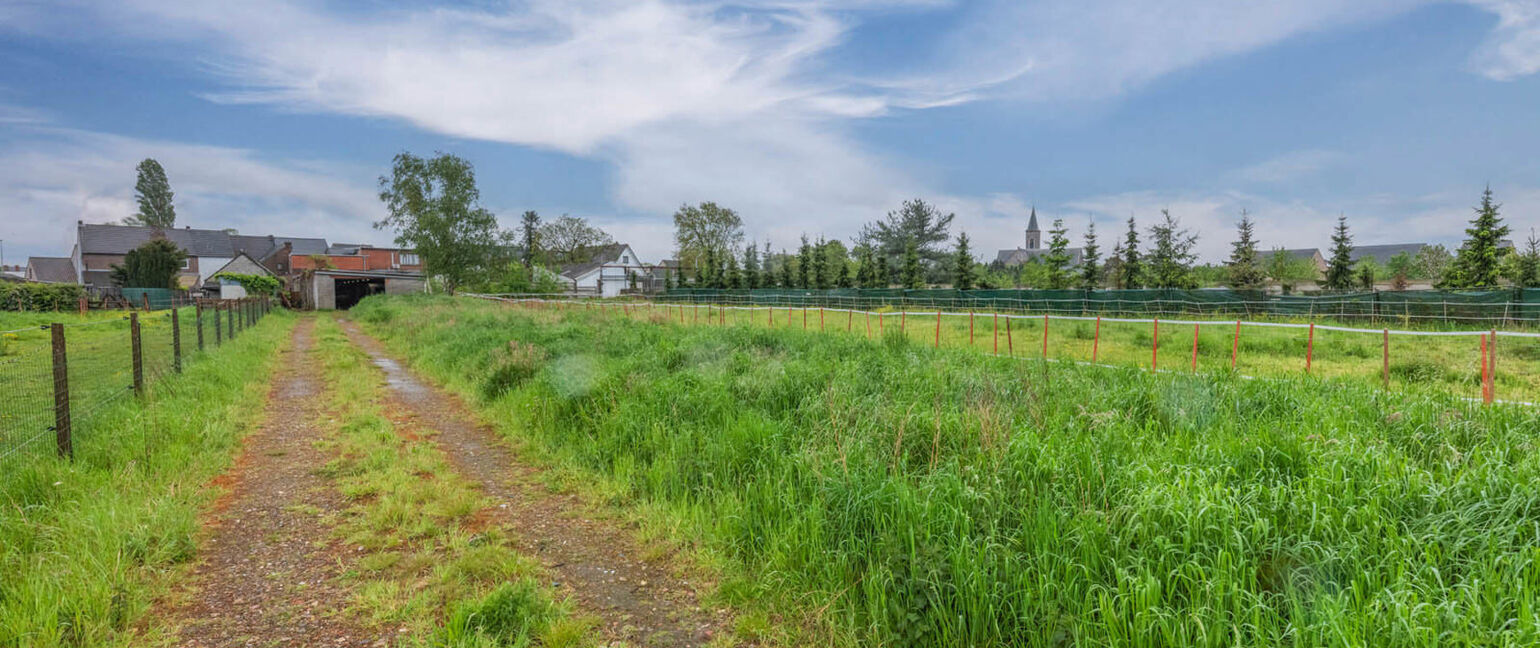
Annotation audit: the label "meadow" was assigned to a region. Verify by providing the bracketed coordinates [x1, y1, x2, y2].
[558, 299, 1540, 404]
[355, 294, 1540, 647]
[0, 310, 293, 647]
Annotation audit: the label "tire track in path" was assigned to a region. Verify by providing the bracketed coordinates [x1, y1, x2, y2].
[338, 320, 733, 648]
[163, 317, 394, 647]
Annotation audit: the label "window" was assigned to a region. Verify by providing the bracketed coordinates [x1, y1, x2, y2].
[401, 253, 419, 265]
[181, 258, 191, 270]
[622, 255, 629, 264]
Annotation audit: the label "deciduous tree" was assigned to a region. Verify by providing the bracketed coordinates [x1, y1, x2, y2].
[376, 152, 508, 295]
[123, 158, 176, 228]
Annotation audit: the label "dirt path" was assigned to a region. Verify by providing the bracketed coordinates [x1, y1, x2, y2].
[163, 317, 394, 647]
[338, 320, 731, 648]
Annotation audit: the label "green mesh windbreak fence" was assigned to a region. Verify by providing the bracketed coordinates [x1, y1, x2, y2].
[657, 288, 1540, 325]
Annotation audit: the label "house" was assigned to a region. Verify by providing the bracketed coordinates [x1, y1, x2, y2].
[1273, 248, 1326, 272]
[71, 222, 331, 290]
[231, 234, 331, 275]
[290, 244, 425, 309]
[995, 209, 1085, 267]
[559, 243, 649, 297]
[25, 257, 77, 284]
[205, 252, 276, 299]
[0, 264, 25, 280]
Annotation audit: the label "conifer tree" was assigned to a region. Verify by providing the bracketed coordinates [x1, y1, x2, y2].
[725, 253, 742, 289]
[812, 236, 829, 289]
[797, 236, 813, 289]
[876, 254, 891, 288]
[1511, 231, 1540, 288]
[1225, 211, 1267, 290]
[952, 232, 977, 290]
[743, 244, 760, 289]
[1042, 218, 1073, 289]
[1322, 215, 1356, 291]
[835, 254, 852, 288]
[1146, 209, 1198, 289]
[1118, 217, 1144, 289]
[901, 240, 924, 289]
[1443, 186, 1512, 289]
[1079, 221, 1102, 290]
[779, 249, 794, 288]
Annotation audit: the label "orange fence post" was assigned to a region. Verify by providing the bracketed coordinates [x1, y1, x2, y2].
[787, 307, 792, 327]
[992, 312, 999, 354]
[1092, 316, 1101, 363]
[1231, 321, 1240, 370]
[1041, 314, 1049, 359]
[1151, 319, 1159, 371]
[934, 310, 941, 348]
[969, 310, 975, 346]
[1305, 322, 1315, 374]
[866, 311, 871, 337]
[1006, 316, 1014, 357]
[1480, 334, 1490, 404]
[1190, 324, 1200, 372]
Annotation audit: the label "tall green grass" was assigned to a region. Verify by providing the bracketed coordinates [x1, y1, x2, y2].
[355, 295, 1540, 647]
[0, 310, 295, 647]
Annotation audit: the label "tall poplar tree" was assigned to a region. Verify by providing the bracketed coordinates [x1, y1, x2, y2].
[125, 158, 176, 228]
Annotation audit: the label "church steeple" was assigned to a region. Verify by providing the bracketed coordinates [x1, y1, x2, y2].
[1025, 206, 1041, 250]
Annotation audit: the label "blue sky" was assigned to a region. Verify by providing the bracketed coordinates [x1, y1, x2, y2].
[2, 0, 1538, 265]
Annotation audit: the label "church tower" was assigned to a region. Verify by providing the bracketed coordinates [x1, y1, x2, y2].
[1024, 207, 1041, 250]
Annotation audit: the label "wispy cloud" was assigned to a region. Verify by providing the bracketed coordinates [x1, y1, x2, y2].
[0, 126, 381, 260]
[1232, 150, 1347, 184]
[1468, 0, 1540, 79]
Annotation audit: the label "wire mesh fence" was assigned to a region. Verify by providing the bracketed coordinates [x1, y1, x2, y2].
[468, 293, 1540, 408]
[0, 296, 277, 469]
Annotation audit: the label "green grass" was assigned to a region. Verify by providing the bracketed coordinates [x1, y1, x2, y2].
[309, 315, 592, 647]
[356, 294, 1540, 648]
[0, 309, 295, 648]
[600, 301, 1540, 403]
[2, 305, 260, 461]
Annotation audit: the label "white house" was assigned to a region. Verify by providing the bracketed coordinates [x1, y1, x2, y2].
[560, 243, 649, 297]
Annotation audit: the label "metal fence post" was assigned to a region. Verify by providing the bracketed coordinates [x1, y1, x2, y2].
[51, 323, 72, 459]
[130, 312, 144, 397]
[172, 306, 182, 373]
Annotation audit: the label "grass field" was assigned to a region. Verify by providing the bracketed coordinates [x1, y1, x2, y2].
[1, 305, 256, 464]
[355, 294, 1540, 647]
[0, 310, 293, 647]
[566, 299, 1540, 404]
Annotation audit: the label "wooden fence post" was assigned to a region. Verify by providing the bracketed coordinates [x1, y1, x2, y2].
[1480, 334, 1490, 404]
[934, 310, 941, 348]
[1005, 316, 1013, 357]
[1041, 314, 1049, 359]
[172, 306, 182, 373]
[1231, 321, 1240, 371]
[214, 302, 223, 346]
[820, 307, 825, 331]
[1092, 316, 1101, 363]
[226, 301, 234, 339]
[1382, 329, 1390, 390]
[142, 292, 150, 312]
[847, 309, 853, 333]
[1488, 329, 1497, 403]
[78, 296, 87, 316]
[969, 310, 974, 346]
[130, 312, 144, 397]
[51, 323, 72, 459]
[1151, 319, 1159, 370]
[1305, 322, 1315, 374]
[1190, 323, 1200, 372]
[196, 302, 205, 351]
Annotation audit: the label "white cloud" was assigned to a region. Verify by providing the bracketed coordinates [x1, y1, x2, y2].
[0, 127, 381, 261]
[1232, 150, 1346, 184]
[1468, 0, 1540, 79]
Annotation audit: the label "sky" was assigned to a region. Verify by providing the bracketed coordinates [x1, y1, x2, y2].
[2, 0, 1539, 266]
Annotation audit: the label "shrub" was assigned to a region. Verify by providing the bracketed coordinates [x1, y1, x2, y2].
[0, 282, 86, 311]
